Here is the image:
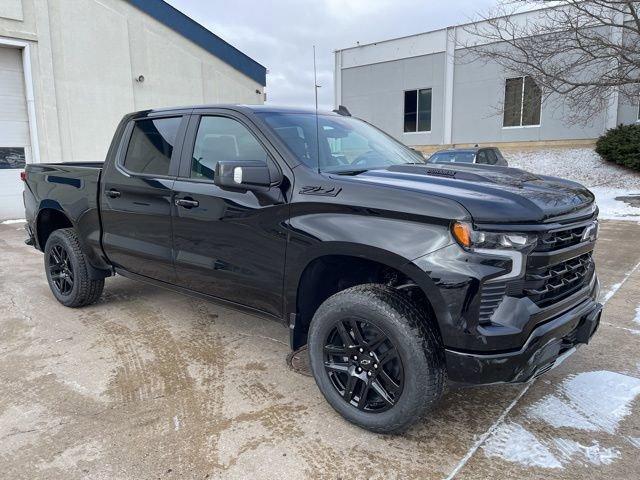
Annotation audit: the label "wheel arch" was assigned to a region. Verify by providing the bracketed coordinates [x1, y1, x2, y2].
[286, 243, 448, 350]
[35, 202, 74, 251]
[35, 202, 110, 279]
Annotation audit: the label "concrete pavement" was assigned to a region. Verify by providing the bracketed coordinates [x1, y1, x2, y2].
[1, 220, 639, 479]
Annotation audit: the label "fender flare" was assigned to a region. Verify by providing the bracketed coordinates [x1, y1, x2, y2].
[284, 241, 451, 333]
[34, 201, 110, 279]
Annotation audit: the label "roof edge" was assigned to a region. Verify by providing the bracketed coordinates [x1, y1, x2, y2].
[126, 0, 266, 86]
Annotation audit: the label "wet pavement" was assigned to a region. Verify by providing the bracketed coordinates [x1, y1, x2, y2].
[1, 220, 639, 479]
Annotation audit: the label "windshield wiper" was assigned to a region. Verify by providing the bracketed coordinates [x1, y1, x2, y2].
[328, 168, 370, 176]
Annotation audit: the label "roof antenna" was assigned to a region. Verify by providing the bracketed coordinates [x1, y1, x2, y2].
[313, 45, 321, 175]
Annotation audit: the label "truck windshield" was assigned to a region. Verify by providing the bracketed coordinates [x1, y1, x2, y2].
[428, 151, 476, 164]
[257, 113, 424, 173]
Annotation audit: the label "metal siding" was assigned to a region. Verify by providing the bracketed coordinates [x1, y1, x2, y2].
[341, 52, 446, 146]
[451, 50, 607, 144]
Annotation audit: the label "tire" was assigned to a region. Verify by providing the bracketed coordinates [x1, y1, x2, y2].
[44, 228, 104, 307]
[308, 284, 445, 434]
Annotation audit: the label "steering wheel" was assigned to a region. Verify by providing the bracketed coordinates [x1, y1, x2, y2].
[352, 150, 379, 166]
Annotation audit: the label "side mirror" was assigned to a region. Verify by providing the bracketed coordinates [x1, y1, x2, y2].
[214, 160, 281, 189]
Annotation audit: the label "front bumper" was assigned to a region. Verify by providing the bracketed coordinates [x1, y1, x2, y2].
[445, 296, 602, 384]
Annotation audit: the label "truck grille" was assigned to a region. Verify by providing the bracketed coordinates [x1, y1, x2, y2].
[523, 252, 594, 307]
[534, 224, 588, 252]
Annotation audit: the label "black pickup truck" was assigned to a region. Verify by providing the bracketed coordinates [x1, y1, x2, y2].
[23, 105, 602, 433]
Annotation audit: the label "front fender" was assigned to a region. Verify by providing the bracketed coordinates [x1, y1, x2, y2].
[283, 209, 455, 325]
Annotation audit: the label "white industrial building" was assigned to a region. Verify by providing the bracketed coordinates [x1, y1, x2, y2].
[0, 0, 266, 220]
[334, 8, 640, 152]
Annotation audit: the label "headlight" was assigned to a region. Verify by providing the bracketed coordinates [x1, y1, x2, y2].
[451, 221, 537, 251]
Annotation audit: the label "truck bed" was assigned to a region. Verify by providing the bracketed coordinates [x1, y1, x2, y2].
[23, 161, 107, 270]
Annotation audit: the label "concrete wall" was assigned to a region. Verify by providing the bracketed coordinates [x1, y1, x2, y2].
[0, 0, 265, 219]
[0, 0, 264, 165]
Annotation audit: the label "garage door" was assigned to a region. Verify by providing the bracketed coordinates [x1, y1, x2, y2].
[0, 45, 29, 169]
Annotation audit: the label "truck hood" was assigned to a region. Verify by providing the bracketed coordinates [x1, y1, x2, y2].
[335, 163, 595, 223]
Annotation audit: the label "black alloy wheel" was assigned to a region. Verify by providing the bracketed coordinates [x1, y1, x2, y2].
[324, 319, 404, 412]
[308, 284, 445, 433]
[44, 228, 105, 307]
[48, 244, 74, 295]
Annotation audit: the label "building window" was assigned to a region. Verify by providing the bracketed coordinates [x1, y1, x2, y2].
[503, 76, 541, 127]
[404, 88, 432, 133]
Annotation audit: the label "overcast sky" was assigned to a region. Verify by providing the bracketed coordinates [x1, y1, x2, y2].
[165, 0, 499, 110]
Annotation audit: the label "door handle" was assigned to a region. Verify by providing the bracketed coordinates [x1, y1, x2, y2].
[106, 189, 121, 198]
[175, 198, 199, 209]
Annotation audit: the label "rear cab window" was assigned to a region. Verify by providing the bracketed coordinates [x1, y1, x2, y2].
[123, 117, 182, 176]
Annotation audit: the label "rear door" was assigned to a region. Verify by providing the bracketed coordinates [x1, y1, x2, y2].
[100, 113, 188, 281]
[171, 110, 289, 317]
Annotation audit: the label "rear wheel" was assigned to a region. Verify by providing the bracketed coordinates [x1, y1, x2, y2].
[308, 284, 445, 433]
[44, 228, 104, 307]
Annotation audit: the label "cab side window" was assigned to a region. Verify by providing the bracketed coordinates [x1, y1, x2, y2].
[191, 116, 269, 181]
[123, 117, 181, 176]
[476, 150, 488, 164]
[486, 149, 499, 165]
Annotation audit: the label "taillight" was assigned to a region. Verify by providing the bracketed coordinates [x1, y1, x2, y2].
[20, 171, 27, 181]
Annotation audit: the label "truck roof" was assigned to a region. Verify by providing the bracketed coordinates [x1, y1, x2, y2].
[131, 104, 342, 117]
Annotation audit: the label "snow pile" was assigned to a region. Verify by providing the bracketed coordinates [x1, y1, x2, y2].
[0, 219, 26, 225]
[506, 148, 640, 220]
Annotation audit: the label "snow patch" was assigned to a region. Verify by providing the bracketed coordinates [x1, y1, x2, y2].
[0, 218, 25, 225]
[506, 148, 640, 190]
[528, 395, 598, 431]
[627, 437, 640, 449]
[483, 371, 640, 470]
[482, 422, 562, 469]
[553, 439, 620, 466]
[590, 188, 640, 221]
[635, 305, 640, 326]
[528, 371, 640, 434]
[173, 415, 181, 431]
[506, 148, 640, 221]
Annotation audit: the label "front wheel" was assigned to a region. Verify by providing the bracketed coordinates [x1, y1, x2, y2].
[308, 284, 445, 433]
[44, 228, 104, 307]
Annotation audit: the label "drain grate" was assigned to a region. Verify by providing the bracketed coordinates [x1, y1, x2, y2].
[286, 345, 312, 377]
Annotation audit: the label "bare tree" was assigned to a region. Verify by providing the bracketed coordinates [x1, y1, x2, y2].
[462, 1, 640, 125]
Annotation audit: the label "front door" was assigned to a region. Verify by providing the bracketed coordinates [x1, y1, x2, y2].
[171, 113, 289, 317]
[101, 115, 186, 282]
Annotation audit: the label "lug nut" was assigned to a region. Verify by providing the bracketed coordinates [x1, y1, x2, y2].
[374, 363, 378, 369]
[357, 367, 362, 373]
[367, 371, 372, 377]
[353, 355, 358, 360]
[359, 348, 364, 353]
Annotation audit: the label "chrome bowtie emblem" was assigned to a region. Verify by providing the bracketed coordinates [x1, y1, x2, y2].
[360, 359, 371, 366]
[581, 221, 598, 242]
